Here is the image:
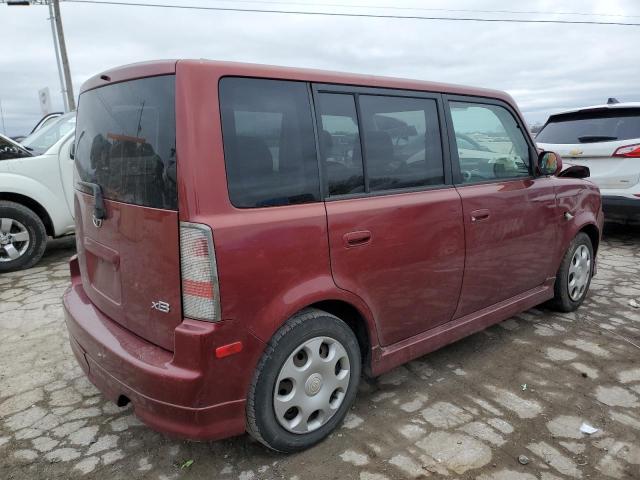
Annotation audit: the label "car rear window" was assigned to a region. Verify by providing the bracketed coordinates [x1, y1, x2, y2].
[219, 77, 320, 208]
[74, 75, 177, 210]
[536, 108, 640, 144]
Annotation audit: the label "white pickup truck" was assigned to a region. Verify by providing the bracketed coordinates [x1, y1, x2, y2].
[0, 113, 75, 272]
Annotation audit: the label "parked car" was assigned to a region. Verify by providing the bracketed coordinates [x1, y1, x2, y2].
[63, 60, 603, 453]
[536, 100, 640, 221]
[0, 113, 76, 271]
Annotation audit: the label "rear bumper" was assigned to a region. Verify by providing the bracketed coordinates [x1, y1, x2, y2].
[63, 258, 264, 441]
[602, 195, 640, 221]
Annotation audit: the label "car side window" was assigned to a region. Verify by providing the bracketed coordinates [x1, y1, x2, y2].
[219, 77, 320, 208]
[316, 93, 365, 195]
[359, 95, 445, 191]
[449, 102, 530, 184]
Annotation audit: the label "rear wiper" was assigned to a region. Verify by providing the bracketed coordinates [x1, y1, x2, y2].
[578, 135, 618, 143]
[77, 181, 106, 221]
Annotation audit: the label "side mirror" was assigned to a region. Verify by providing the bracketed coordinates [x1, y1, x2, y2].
[537, 151, 562, 176]
[558, 165, 590, 179]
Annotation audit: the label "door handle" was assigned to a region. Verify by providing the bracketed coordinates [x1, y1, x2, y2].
[343, 230, 372, 247]
[470, 209, 490, 223]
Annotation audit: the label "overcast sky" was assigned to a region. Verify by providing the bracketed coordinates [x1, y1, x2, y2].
[1, 0, 639, 136]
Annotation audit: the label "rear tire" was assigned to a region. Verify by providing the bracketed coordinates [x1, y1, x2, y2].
[549, 232, 593, 312]
[0, 201, 47, 272]
[246, 308, 361, 452]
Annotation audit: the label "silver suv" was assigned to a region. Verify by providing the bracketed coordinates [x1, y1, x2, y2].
[536, 100, 640, 222]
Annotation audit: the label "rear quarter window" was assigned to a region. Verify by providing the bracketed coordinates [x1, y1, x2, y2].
[74, 75, 177, 210]
[219, 77, 320, 208]
[536, 109, 640, 144]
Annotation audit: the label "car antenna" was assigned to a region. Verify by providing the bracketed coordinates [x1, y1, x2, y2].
[607, 97, 620, 104]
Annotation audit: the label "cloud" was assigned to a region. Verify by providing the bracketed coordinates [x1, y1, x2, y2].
[0, 0, 639, 135]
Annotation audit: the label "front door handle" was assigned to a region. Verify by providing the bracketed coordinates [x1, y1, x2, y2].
[471, 209, 490, 223]
[343, 230, 372, 247]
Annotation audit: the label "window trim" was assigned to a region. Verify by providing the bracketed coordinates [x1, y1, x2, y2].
[442, 94, 539, 187]
[311, 83, 453, 201]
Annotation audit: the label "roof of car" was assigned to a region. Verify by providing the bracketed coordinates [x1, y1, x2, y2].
[551, 102, 640, 116]
[80, 59, 516, 107]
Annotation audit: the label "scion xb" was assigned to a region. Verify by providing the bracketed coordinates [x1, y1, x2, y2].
[63, 60, 603, 452]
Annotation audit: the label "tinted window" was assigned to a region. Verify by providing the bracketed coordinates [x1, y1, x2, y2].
[536, 109, 640, 144]
[359, 95, 444, 191]
[220, 78, 319, 208]
[75, 75, 177, 209]
[317, 93, 365, 195]
[449, 102, 530, 183]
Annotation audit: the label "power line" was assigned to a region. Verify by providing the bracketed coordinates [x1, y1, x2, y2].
[4, 0, 639, 18]
[194, 0, 640, 20]
[61, 0, 640, 26]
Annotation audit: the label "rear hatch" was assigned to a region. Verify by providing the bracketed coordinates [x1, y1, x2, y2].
[536, 107, 640, 189]
[74, 74, 181, 351]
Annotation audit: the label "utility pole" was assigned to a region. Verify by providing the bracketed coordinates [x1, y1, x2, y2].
[51, 0, 75, 111]
[47, 0, 67, 112]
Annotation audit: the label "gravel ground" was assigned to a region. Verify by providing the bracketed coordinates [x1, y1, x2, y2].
[1, 224, 639, 480]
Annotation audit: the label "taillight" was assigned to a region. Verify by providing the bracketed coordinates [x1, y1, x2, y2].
[613, 143, 640, 158]
[179, 222, 221, 322]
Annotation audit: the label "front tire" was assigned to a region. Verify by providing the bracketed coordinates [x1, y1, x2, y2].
[246, 308, 361, 452]
[0, 201, 47, 272]
[549, 232, 594, 312]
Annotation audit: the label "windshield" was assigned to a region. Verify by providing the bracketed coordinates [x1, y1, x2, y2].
[537, 108, 640, 144]
[21, 112, 76, 155]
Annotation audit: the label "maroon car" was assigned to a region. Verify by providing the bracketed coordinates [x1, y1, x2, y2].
[63, 60, 603, 452]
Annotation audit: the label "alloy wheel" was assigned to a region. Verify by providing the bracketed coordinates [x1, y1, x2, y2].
[0, 218, 30, 262]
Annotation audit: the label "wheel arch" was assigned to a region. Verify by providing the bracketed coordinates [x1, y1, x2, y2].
[254, 290, 379, 378]
[579, 223, 600, 255]
[307, 299, 373, 375]
[0, 192, 55, 237]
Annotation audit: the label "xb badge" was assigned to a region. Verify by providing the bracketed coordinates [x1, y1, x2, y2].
[151, 300, 171, 313]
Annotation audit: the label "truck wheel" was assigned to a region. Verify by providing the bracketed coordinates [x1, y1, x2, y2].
[549, 232, 593, 312]
[247, 308, 361, 452]
[0, 201, 47, 272]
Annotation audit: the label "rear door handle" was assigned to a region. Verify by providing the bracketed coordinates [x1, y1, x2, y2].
[470, 209, 490, 223]
[343, 230, 372, 247]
